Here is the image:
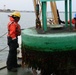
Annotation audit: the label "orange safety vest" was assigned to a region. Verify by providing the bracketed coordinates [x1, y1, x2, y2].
[68, 18, 76, 24]
[7, 21, 21, 39]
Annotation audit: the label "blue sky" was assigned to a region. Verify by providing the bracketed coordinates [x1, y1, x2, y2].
[0, 0, 76, 11]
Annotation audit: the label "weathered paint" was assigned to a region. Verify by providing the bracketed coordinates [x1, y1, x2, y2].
[22, 28, 76, 52]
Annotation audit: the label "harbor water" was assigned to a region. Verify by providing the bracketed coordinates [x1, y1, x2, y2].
[0, 11, 75, 63]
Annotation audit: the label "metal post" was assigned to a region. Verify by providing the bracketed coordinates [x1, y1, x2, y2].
[65, 0, 68, 28]
[69, 0, 72, 29]
[42, 2, 47, 31]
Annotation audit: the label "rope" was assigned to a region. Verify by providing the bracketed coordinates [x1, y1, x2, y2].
[0, 32, 7, 38]
[0, 29, 24, 38]
[0, 29, 24, 52]
[0, 46, 8, 52]
[0, 32, 8, 52]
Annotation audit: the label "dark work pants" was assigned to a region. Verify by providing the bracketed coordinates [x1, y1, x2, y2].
[6, 37, 18, 70]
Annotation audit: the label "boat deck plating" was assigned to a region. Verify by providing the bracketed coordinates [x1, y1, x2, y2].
[0, 67, 33, 75]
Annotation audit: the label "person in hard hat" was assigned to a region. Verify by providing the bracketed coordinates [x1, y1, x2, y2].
[68, 13, 76, 30]
[6, 11, 21, 72]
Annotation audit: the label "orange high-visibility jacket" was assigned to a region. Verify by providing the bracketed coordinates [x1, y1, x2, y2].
[68, 18, 76, 24]
[7, 17, 21, 39]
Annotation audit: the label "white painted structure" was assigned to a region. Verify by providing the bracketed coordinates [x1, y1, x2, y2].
[17, 35, 22, 58]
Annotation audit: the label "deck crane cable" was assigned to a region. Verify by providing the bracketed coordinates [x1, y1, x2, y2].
[0, 46, 8, 52]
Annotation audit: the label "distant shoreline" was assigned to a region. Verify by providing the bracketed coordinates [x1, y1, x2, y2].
[0, 10, 76, 13]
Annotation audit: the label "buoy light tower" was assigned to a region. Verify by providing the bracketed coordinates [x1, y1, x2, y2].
[40, 0, 72, 31]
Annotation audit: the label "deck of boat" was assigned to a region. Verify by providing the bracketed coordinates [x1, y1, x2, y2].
[0, 58, 34, 75]
[0, 59, 41, 75]
[0, 67, 33, 75]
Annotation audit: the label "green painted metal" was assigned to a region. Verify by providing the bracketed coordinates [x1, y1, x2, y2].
[22, 28, 76, 52]
[40, 0, 72, 31]
[22, 0, 73, 52]
[21, 0, 74, 73]
[42, 2, 47, 31]
[41, 0, 72, 31]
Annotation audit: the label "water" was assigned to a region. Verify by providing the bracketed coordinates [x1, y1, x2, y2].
[0, 12, 75, 63]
